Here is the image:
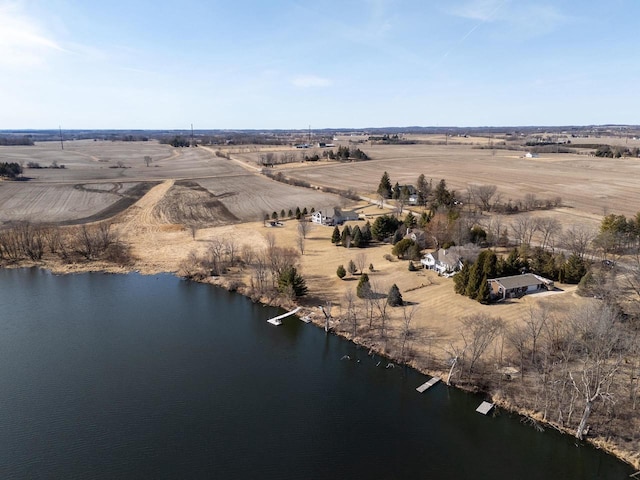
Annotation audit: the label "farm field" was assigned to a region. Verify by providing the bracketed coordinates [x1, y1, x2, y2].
[275, 143, 640, 224]
[0, 141, 342, 224]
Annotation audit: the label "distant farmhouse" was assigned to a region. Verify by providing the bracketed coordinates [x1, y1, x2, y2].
[489, 274, 554, 300]
[311, 208, 359, 226]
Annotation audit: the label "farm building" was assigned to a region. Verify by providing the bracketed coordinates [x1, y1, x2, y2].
[489, 274, 554, 300]
[311, 208, 359, 226]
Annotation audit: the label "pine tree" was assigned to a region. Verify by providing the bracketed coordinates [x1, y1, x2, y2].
[331, 226, 341, 245]
[476, 275, 491, 304]
[336, 264, 346, 279]
[361, 221, 372, 245]
[341, 225, 352, 247]
[454, 262, 470, 294]
[392, 182, 401, 200]
[356, 273, 371, 298]
[465, 261, 483, 298]
[278, 266, 308, 297]
[404, 211, 417, 228]
[387, 284, 403, 306]
[377, 171, 392, 199]
[348, 259, 357, 276]
[351, 225, 362, 247]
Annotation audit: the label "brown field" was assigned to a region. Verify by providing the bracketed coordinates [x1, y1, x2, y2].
[275, 143, 640, 223]
[0, 141, 341, 224]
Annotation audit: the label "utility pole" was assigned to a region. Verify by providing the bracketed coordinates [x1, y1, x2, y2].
[59, 126, 64, 150]
[191, 123, 194, 147]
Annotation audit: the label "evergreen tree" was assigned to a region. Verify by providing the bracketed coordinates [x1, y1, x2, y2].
[280, 209, 286, 219]
[371, 215, 400, 241]
[418, 211, 430, 228]
[341, 225, 352, 247]
[476, 275, 491, 304]
[377, 171, 392, 199]
[331, 226, 341, 245]
[361, 221, 372, 245]
[481, 250, 498, 278]
[336, 264, 346, 279]
[288, 209, 293, 217]
[563, 253, 588, 284]
[351, 225, 362, 247]
[278, 266, 308, 297]
[302, 207, 308, 215]
[387, 284, 403, 306]
[454, 261, 471, 294]
[348, 259, 357, 276]
[465, 261, 483, 298]
[272, 211, 278, 220]
[392, 238, 416, 259]
[356, 273, 371, 298]
[404, 211, 417, 229]
[416, 174, 430, 206]
[392, 182, 401, 200]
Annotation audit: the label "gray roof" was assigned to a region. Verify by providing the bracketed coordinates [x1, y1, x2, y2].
[490, 273, 551, 290]
[434, 249, 462, 268]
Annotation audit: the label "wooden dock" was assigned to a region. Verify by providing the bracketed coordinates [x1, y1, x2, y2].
[476, 401, 494, 415]
[267, 307, 301, 326]
[416, 376, 441, 393]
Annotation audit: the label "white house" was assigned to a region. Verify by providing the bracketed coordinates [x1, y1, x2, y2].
[311, 208, 359, 226]
[421, 248, 463, 275]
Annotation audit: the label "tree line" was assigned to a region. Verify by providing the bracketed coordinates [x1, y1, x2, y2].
[0, 162, 23, 179]
[0, 222, 132, 265]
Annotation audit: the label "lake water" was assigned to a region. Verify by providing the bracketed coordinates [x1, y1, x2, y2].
[0, 268, 633, 479]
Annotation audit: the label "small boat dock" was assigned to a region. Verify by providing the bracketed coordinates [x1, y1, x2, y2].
[476, 401, 494, 415]
[416, 376, 441, 393]
[267, 307, 301, 326]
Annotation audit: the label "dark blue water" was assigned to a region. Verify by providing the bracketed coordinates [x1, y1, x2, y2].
[0, 268, 633, 479]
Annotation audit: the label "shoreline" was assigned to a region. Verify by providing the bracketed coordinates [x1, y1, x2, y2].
[3, 257, 639, 472]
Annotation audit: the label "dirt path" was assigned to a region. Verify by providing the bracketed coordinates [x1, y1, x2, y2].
[119, 179, 175, 234]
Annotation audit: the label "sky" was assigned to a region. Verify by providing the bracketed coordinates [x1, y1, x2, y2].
[0, 0, 638, 129]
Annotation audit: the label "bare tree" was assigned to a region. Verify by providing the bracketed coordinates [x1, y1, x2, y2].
[296, 228, 305, 255]
[400, 305, 417, 361]
[458, 314, 504, 379]
[524, 305, 550, 366]
[343, 288, 358, 338]
[354, 252, 368, 275]
[469, 184, 498, 212]
[560, 225, 595, 259]
[537, 217, 562, 250]
[568, 303, 624, 440]
[297, 219, 312, 239]
[225, 238, 238, 266]
[506, 324, 528, 380]
[144, 156, 152, 167]
[510, 215, 539, 248]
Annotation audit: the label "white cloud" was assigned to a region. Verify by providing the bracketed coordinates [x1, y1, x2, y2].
[0, 2, 66, 68]
[291, 75, 332, 88]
